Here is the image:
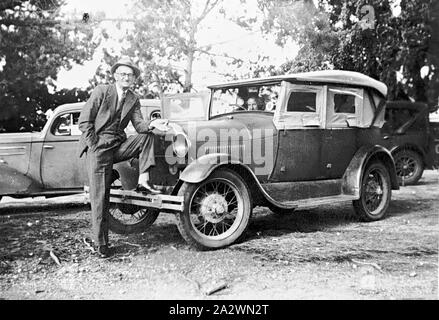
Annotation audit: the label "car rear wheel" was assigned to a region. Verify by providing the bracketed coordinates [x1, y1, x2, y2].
[353, 161, 391, 222]
[176, 168, 252, 250]
[393, 149, 424, 185]
[108, 177, 159, 234]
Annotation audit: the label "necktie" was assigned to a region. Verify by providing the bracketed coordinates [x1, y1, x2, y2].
[118, 91, 127, 111]
[115, 91, 126, 133]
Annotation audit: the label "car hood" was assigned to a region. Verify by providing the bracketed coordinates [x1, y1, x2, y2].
[168, 113, 277, 141]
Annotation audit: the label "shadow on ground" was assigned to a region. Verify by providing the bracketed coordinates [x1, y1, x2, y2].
[0, 186, 436, 271]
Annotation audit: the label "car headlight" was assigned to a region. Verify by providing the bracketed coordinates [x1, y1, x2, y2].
[172, 133, 189, 158]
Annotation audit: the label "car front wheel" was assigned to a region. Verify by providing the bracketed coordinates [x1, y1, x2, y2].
[176, 168, 252, 250]
[393, 149, 424, 185]
[108, 178, 159, 234]
[353, 161, 391, 222]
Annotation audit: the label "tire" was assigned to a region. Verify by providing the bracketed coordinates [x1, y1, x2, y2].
[108, 204, 159, 234]
[353, 161, 392, 222]
[176, 168, 252, 250]
[393, 149, 424, 185]
[108, 177, 159, 234]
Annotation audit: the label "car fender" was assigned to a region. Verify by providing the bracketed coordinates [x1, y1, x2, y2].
[179, 153, 298, 209]
[389, 144, 426, 162]
[179, 153, 242, 183]
[0, 165, 42, 196]
[342, 145, 399, 197]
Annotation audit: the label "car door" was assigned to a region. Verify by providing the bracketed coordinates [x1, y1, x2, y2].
[270, 82, 326, 182]
[40, 111, 88, 189]
[429, 120, 439, 167]
[320, 86, 365, 179]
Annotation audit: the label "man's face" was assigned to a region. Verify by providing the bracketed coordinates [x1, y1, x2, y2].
[114, 65, 136, 90]
[247, 98, 258, 110]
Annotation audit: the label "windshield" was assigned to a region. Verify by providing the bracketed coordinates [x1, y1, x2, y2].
[162, 91, 210, 121]
[210, 83, 281, 117]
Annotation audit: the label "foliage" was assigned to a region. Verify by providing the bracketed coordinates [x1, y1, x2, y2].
[123, 0, 226, 96]
[256, 0, 438, 105]
[0, 0, 98, 132]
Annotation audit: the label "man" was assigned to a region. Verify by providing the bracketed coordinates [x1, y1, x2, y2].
[78, 58, 168, 258]
[247, 97, 259, 111]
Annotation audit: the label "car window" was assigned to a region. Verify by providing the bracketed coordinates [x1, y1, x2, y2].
[275, 83, 323, 129]
[327, 87, 363, 128]
[169, 96, 205, 120]
[287, 91, 317, 112]
[210, 84, 280, 116]
[162, 92, 209, 121]
[52, 112, 81, 136]
[334, 94, 355, 114]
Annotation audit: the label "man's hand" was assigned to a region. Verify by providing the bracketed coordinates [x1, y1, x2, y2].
[149, 118, 169, 132]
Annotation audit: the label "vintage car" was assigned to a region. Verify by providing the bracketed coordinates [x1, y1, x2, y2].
[430, 118, 439, 169]
[380, 101, 439, 185]
[110, 70, 400, 250]
[0, 98, 161, 203]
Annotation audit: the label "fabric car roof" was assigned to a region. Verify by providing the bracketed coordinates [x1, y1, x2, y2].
[208, 70, 388, 97]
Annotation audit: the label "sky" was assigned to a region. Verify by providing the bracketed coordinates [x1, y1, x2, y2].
[56, 0, 299, 91]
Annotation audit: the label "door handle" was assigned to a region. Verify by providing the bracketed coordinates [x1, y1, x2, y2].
[43, 145, 54, 149]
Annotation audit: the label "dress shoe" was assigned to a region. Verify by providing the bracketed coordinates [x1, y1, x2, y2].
[136, 182, 161, 194]
[83, 238, 112, 258]
[96, 245, 112, 258]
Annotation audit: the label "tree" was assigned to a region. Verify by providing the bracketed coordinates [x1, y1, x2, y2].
[0, 0, 98, 132]
[256, 0, 438, 106]
[123, 0, 228, 96]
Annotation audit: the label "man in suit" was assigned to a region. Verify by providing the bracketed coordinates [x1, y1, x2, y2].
[78, 58, 169, 258]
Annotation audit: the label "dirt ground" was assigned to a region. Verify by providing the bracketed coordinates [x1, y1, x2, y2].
[0, 171, 438, 300]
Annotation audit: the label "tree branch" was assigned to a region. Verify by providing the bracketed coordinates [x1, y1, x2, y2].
[0, 17, 136, 28]
[194, 0, 221, 25]
[195, 47, 242, 62]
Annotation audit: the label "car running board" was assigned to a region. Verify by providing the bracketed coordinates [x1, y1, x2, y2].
[109, 189, 184, 212]
[278, 194, 359, 210]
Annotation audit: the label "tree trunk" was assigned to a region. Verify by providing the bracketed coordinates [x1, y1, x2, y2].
[184, 48, 195, 93]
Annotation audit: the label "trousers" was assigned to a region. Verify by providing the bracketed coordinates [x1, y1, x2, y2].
[85, 133, 155, 245]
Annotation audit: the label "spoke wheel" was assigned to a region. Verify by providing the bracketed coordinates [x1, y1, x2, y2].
[176, 169, 252, 250]
[394, 150, 424, 185]
[353, 161, 391, 222]
[108, 179, 159, 234]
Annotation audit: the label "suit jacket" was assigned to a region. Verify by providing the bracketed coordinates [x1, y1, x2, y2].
[78, 84, 152, 157]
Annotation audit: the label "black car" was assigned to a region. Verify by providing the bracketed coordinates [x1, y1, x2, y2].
[381, 101, 439, 185]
